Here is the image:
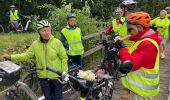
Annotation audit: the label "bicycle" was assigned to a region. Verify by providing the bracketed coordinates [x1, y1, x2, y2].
[94, 32, 122, 80]
[24, 15, 40, 32]
[47, 66, 114, 100]
[0, 60, 81, 100]
[0, 24, 4, 33]
[8, 19, 23, 32]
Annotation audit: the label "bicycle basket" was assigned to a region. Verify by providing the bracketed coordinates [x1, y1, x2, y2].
[0, 61, 20, 86]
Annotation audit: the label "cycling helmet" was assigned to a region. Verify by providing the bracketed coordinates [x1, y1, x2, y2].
[126, 12, 151, 27]
[10, 5, 15, 8]
[66, 13, 76, 19]
[121, 0, 137, 6]
[165, 6, 170, 10]
[37, 20, 51, 30]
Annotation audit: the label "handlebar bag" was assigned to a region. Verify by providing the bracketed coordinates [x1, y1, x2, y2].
[0, 61, 20, 86]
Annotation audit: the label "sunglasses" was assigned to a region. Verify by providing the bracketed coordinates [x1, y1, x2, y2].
[127, 27, 134, 32]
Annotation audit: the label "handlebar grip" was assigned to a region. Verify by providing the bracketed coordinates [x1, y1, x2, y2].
[46, 66, 78, 81]
[46, 66, 63, 76]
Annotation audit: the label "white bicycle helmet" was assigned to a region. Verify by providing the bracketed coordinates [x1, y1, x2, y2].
[165, 6, 170, 10]
[10, 5, 15, 8]
[37, 20, 51, 30]
[122, 0, 137, 6]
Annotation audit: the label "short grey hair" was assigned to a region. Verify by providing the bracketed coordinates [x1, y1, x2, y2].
[160, 10, 167, 15]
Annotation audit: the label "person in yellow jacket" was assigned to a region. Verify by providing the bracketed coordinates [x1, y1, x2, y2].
[60, 13, 84, 68]
[1, 20, 68, 100]
[104, 7, 133, 46]
[151, 10, 169, 59]
[115, 12, 161, 100]
[165, 6, 170, 40]
[6, 5, 24, 31]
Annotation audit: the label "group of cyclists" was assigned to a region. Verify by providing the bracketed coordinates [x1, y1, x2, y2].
[1, 0, 170, 100]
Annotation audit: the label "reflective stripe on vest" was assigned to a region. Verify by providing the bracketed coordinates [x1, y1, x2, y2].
[125, 77, 159, 90]
[68, 41, 82, 45]
[68, 48, 84, 53]
[121, 38, 160, 97]
[10, 10, 19, 21]
[61, 27, 84, 56]
[134, 70, 158, 79]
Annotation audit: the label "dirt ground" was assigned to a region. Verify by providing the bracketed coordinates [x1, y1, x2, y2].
[112, 41, 170, 100]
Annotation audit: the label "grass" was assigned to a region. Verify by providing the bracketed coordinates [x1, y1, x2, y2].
[0, 32, 39, 56]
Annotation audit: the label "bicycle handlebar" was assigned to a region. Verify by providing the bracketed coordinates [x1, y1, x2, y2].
[46, 66, 108, 90]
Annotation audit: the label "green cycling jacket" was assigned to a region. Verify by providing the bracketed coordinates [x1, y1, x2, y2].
[11, 35, 68, 79]
[151, 17, 169, 39]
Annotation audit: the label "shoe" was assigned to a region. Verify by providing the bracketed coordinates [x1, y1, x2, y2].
[160, 52, 165, 59]
[121, 94, 131, 100]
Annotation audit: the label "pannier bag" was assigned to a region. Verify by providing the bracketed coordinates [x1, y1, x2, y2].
[0, 61, 20, 86]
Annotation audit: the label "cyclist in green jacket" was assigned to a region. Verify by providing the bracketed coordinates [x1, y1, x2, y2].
[165, 6, 170, 40]
[151, 10, 169, 59]
[1, 20, 68, 100]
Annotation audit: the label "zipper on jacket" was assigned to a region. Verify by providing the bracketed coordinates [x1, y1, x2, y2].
[44, 43, 48, 78]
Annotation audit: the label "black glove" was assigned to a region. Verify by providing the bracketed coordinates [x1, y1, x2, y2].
[115, 40, 125, 50]
[150, 25, 157, 31]
[119, 61, 133, 74]
[168, 16, 170, 19]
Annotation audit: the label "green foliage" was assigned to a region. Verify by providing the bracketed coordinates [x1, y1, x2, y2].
[135, 0, 170, 18]
[37, 3, 104, 37]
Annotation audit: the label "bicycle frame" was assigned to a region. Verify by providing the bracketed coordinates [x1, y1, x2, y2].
[5, 81, 44, 100]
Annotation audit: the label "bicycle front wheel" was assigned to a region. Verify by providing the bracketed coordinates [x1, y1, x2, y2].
[3, 92, 20, 100]
[22, 72, 39, 92]
[63, 82, 80, 100]
[17, 23, 23, 33]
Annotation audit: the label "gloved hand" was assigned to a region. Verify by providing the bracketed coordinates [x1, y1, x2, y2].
[168, 16, 170, 19]
[62, 72, 69, 82]
[115, 40, 125, 50]
[150, 25, 157, 31]
[114, 36, 121, 42]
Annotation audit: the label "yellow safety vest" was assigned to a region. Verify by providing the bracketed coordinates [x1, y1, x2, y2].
[121, 38, 160, 97]
[112, 17, 134, 45]
[112, 17, 127, 36]
[10, 10, 19, 21]
[61, 27, 84, 56]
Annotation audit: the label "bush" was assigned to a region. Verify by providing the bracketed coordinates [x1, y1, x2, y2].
[37, 3, 105, 37]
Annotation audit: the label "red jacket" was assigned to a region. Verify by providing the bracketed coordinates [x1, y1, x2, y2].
[118, 28, 162, 71]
